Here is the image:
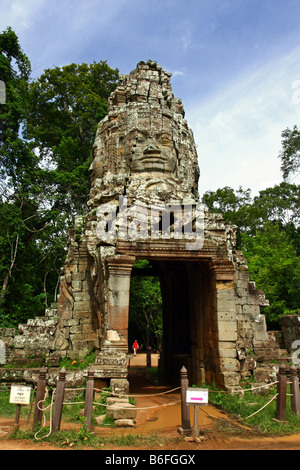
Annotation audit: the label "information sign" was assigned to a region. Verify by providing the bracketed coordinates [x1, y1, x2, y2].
[9, 385, 32, 405]
[186, 387, 208, 405]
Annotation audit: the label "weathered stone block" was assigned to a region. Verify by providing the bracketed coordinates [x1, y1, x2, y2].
[0, 328, 15, 338]
[253, 317, 268, 342]
[218, 348, 237, 359]
[218, 322, 237, 341]
[72, 280, 82, 291]
[107, 403, 136, 420]
[115, 419, 135, 427]
[253, 366, 278, 383]
[72, 301, 91, 311]
[110, 378, 129, 396]
[242, 304, 260, 318]
[106, 397, 129, 406]
[72, 272, 86, 281]
[219, 358, 240, 372]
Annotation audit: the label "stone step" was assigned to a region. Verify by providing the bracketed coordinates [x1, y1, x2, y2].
[255, 348, 289, 361]
[106, 403, 137, 420]
[264, 330, 284, 348]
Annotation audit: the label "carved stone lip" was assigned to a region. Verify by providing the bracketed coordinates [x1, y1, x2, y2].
[140, 152, 166, 162]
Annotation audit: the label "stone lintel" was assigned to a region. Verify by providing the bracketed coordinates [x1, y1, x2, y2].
[210, 260, 235, 281]
[106, 255, 136, 275]
[116, 240, 227, 261]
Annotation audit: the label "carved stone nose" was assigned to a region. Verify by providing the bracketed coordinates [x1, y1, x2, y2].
[143, 142, 160, 154]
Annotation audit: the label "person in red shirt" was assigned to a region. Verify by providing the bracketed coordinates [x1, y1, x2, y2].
[132, 340, 139, 356]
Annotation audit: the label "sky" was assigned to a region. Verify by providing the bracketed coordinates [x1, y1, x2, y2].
[1, 0, 300, 197]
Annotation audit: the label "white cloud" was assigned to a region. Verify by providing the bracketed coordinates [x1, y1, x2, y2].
[180, 34, 192, 51]
[187, 46, 300, 196]
[0, 0, 47, 31]
[170, 69, 185, 78]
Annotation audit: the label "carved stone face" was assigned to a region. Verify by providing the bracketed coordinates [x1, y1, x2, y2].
[89, 61, 200, 205]
[128, 128, 177, 178]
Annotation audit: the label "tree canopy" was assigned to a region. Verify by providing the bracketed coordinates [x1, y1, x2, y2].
[129, 260, 163, 352]
[279, 125, 300, 181]
[202, 181, 300, 328]
[25, 61, 119, 214]
[0, 27, 119, 326]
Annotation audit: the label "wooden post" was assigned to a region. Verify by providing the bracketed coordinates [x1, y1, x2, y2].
[146, 348, 151, 368]
[192, 405, 200, 439]
[33, 367, 47, 428]
[84, 369, 94, 431]
[14, 404, 21, 430]
[52, 367, 66, 432]
[290, 365, 300, 416]
[276, 364, 287, 421]
[178, 366, 191, 435]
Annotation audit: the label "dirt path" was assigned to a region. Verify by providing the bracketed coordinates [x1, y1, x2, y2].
[1, 354, 300, 450]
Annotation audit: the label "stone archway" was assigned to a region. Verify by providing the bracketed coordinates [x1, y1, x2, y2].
[114, 237, 242, 389]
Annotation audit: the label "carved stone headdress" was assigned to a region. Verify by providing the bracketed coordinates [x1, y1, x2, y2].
[88, 60, 200, 208]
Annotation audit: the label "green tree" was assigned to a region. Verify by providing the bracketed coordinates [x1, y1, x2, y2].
[241, 223, 300, 328]
[0, 27, 42, 320]
[202, 183, 300, 241]
[252, 182, 300, 228]
[129, 260, 163, 352]
[202, 186, 256, 247]
[0, 26, 31, 150]
[24, 61, 119, 214]
[202, 181, 300, 328]
[0, 28, 119, 326]
[202, 186, 253, 225]
[279, 125, 300, 181]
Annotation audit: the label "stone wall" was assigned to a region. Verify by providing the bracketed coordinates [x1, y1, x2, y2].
[0, 307, 59, 366]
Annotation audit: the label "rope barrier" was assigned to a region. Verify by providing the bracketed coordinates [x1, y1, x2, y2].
[34, 388, 55, 441]
[90, 399, 182, 410]
[209, 381, 279, 393]
[0, 375, 293, 441]
[199, 393, 279, 422]
[31, 386, 182, 440]
[92, 386, 181, 398]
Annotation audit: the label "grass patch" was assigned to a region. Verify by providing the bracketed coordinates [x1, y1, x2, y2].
[58, 350, 96, 370]
[0, 387, 35, 419]
[9, 426, 174, 449]
[207, 382, 300, 435]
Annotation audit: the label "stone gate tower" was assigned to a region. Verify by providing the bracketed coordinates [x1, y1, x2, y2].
[53, 60, 271, 391]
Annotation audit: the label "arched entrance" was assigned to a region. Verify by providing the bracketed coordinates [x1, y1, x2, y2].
[123, 245, 225, 387]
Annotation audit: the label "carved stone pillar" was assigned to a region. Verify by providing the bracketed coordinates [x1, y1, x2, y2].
[210, 259, 240, 387]
[106, 255, 136, 350]
[94, 255, 135, 390]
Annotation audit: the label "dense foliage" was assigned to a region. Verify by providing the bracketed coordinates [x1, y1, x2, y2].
[0, 27, 119, 327]
[202, 182, 300, 328]
[129, 260, 163, 352]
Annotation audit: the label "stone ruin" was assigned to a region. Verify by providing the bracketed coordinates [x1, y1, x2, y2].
[0, 60, 295, 392]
